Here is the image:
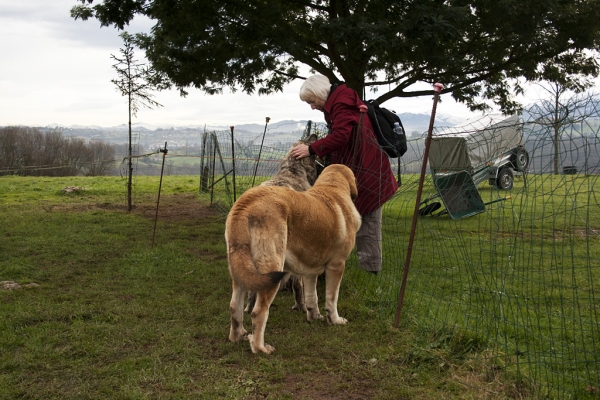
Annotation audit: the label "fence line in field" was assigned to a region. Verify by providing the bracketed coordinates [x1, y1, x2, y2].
[129, 112, 599, 398]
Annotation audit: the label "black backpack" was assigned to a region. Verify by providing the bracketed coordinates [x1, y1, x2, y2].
[364, 99, 407, 158]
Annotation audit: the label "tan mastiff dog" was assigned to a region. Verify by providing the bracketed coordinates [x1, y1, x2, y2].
[225, 164, 361, 354]
[244, 133, 320, 314]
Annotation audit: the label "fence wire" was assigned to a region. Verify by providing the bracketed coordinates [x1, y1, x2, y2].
[130, 112, 599, 398]
[376, 114, 600, 399]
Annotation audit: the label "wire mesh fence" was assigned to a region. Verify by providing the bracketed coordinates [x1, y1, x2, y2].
[370, 113, 600, 399]
[127, 110, 599, 398]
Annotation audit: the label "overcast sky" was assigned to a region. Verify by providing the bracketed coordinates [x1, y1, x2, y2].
[0, 0, 548, 129]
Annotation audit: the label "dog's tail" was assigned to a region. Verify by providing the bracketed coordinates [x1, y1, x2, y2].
[228, 246, 287, 292]
[226, 212, 288, 293]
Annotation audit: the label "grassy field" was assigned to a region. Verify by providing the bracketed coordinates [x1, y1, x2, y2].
[349, 173, 600, 400]
[196, 169, 600, 399]
[0, 175, 539, 399]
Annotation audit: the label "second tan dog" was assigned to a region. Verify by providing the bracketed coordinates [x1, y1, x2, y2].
[225, 164, 361, 354]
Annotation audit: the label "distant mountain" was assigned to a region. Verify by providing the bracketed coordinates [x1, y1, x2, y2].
[398, 112, 464, 133]
[207, 120, 309, 134]
[39, 112, 463, 134]
[208, 114, 464, 135]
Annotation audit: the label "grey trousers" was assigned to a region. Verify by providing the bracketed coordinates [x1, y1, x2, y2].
[356, 207, 383, 273]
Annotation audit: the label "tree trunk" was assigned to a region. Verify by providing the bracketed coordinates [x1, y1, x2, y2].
[127, 92, 133, 212]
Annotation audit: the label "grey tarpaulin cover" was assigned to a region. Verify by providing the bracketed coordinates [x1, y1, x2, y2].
[428, 114, 521, 171]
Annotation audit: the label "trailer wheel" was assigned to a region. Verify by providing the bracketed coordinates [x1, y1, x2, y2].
[418, 202, 442, 216]
[496, 167, 514, 190]
[512, 147, 529, 172]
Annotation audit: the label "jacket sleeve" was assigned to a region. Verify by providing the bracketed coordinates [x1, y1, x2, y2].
[311, 92, 361, 158]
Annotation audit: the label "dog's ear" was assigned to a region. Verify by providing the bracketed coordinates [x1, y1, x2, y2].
[350, 176, 358, 200]
[338, 166, 359, 200]
[307, 134, 318, 145]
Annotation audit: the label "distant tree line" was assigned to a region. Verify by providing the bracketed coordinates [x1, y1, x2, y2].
[0, 127, 116, 176]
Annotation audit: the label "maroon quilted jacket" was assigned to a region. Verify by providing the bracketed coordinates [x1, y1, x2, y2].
[310, 84, 398, 215]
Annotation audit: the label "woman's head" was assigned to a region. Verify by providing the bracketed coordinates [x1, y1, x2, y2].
[299, 75, 330, 111]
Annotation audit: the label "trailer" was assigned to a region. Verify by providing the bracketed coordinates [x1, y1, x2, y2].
[419, 114, 529, 219]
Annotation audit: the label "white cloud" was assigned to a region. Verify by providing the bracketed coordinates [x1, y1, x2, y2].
[0, 0, 487, 128]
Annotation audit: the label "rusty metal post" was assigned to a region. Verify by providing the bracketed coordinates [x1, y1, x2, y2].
[252, 117, 270, 187]
[199, 128, 208, 192]
[230, 126, 237, 203]
[210, 134, 217, 205]
[394, 83, 444, 328]
[152, 142, 168, 248]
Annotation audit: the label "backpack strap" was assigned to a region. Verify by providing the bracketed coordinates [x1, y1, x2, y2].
[365, 100, 383, 141]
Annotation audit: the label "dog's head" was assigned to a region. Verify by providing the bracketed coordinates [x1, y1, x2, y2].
[289, 134, 320, 185]
[316, 164, 358, 200]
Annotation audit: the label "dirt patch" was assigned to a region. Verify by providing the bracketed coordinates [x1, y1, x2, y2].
[495, 227, 600, 241]
[1, 281, 22, 290]
[277, 372, 377, 399]
[1, 281, 40, 290]
[61, 186, 86, 194]
[47, 194, 222, 223]
[187, 248, 227, 262]
[132, 194, 223, 223]
[574, 228, 600, 238]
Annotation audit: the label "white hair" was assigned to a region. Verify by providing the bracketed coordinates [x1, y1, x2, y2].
[299, 75, 331, 102]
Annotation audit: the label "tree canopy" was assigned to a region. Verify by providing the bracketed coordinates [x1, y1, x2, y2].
[72, 0, 600, 113]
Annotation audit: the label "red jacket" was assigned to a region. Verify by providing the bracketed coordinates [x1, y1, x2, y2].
[310, 84, 398, 215]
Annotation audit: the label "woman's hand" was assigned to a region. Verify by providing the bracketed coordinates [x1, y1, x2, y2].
[290, 144, 310, 159]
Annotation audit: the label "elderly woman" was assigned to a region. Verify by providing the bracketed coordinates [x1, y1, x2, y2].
[290, 74, 398, 274]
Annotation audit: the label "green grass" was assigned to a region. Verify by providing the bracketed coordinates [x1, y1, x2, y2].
[0, 175, 534, 399]
[126, 170, 598, 398]
[345, 173, 600, 399]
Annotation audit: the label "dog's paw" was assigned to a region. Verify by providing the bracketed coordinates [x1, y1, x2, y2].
[291, 304, 308, 312]
[306, 306, 323, 322]
[248, 335, 276, 354]
[327, 315, 348, 325]
[229, 328, 248, 342]
[306, 313, 324, 323]
[263, 344, 276, 354]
